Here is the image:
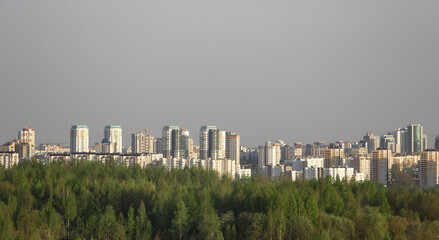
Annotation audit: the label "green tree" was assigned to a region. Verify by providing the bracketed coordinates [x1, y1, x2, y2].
[64, 193, 77, 239]
[365, 207, 389, 240]
[125, 205, 135, 239]
[171, 199, 189, 240]
[136, 201, 153, 240]
[197, 189, 223, 240]
[98, 205, 125, 240]
[388, 216, 408, 239]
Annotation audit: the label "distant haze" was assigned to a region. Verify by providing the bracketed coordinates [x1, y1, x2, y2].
[1, 0, 438, 147]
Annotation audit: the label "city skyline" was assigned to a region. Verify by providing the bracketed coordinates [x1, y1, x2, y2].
[2, 1, 439, 238]
[1, 0, 439, 147]
[0, 122, 434, 149]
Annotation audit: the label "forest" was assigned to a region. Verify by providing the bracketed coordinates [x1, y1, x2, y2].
[0, 160, 439, 240]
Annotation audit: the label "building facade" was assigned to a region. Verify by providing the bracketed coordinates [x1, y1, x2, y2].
[419, 150, 439, 189]
[132, 132, 146, 154]
[364, 133, 379, 153]
[380, 135, 396, 153]
[70, 125, 89, 153]
[258, 142, 281, 168]
[371, 148, 392, 185]
[162, 126, 190, 159]
[19, 127, 35, 145]
[406, 124, 424, 154]
[96, 138, 116, 153]
[0, 152, 19, 169]
[104, 125, 123, 153]
[132, 132, 154, 154]
[226, 132, 240, 170]
[199, 126, 226, 160]
[323, 147, 344, 168]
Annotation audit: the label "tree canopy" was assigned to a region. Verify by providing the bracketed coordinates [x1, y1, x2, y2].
[0, 159, 438, 239]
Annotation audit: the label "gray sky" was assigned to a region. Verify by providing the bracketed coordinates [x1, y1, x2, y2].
[1, 0, 438, 147]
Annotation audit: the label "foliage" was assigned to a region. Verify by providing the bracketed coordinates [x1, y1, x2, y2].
[0, 160, 439, 239]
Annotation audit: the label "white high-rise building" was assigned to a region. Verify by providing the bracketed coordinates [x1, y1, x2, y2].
[70, 125, 89, 153]
[19, 127, 35, 145]
[217, 131, 226, 159]
[351, 156, 370, 180]
[132, 132, 146, 154]
[258, 142, 281, 168]
[0, 152, 19, 169]
[132, 132, 154, 154]
[17, 126, 36, 159]
[162, 126, 189, 158]
[146, 135, 155, 154]
[200, 126, 218, 160]
[391, 128, 407, 154]
[199, 126, 234, 160]
[104, 125, 123, 153]
[163, 126, 180, 158]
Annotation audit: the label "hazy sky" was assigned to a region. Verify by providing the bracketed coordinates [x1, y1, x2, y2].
[1, 0, 438, 147]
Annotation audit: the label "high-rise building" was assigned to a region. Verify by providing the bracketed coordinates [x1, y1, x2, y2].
[293, 142, 303, 158]
[187, 137, 194, 158]
[155, 138, 163, 154]
[419, 150, 439, 189]
[162, 126, 190, 158]
[163, 126, 180, 158]
[258, 142, 281, 168]
[70, 125, 89, 153]
[363, 133, 379, 153]
[391, 128, 407, 153]
[323, 147, 344, 168]
[218, 131, 226, 159]
[435, 135, 439, 150]
[351, 156, 371, 181]
[305, 144, 316, 157]
[423, 135, 428, 151]
[315, 142, 325, 157]
[104, 125, 123, 153]
[0, 152, 19, 169]
[283, 145, 295, 159]
[17, 126, 36, 159]
[132, 132, 146, 154]
[200, 126, 227, 160]
[371, 148, 392, 185]
[226, 132, 240, 169]
[96, 138, 116, 153]
[19, 127, 35, 145]
[380, 135, 395, 153]
[180, 130, 191, 158]
[15, 142, 35, 160]
[146, 135, 155, 153]
[132, 132, 154, 154]
[200, 126, 216, 159]
[406, 124, 424, 154]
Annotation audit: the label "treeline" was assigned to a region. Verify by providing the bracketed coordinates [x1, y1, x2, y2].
[1, 160, 439, 240]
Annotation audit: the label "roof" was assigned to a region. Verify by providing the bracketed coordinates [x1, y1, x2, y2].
[105, 125, 122, 129]
[71, 125, 88, 129]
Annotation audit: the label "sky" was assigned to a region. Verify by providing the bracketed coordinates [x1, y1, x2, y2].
[1, 0, 439, 147]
